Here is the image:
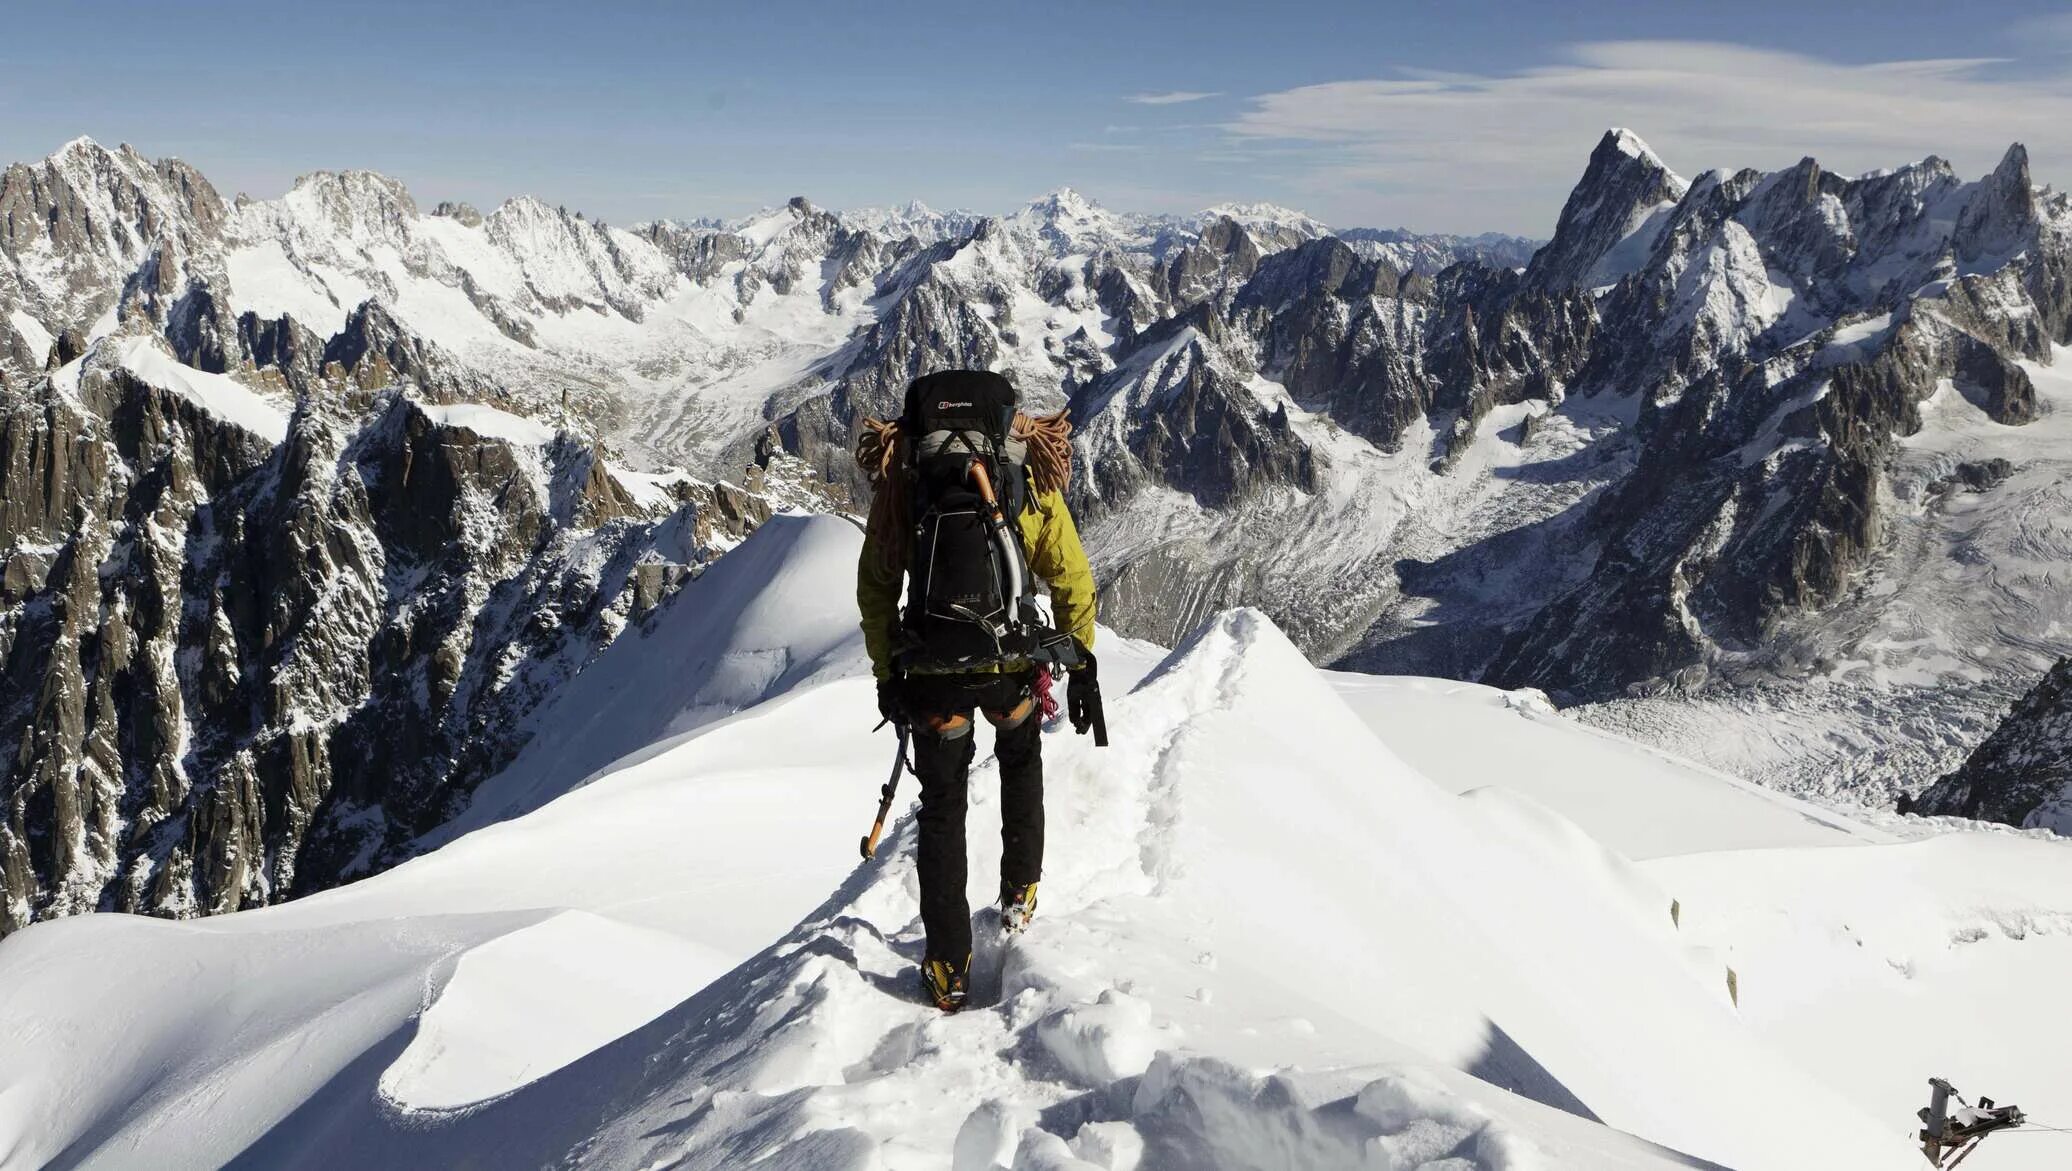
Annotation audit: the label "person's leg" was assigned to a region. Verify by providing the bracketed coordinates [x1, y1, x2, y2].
[910, 679, 979, 964]
[988, 674, 1044, 897]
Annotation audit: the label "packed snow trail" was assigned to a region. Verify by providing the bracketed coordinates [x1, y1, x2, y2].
[3, 517, 2069, 1168]
[531, 609, 1905, 1171]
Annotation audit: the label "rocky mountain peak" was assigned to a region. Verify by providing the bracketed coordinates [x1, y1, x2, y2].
[273, 169, 421, 249]
[0, 138, 228, 374]
[1031, 186, 1099, 219]
[1008, 187, 1145, 257]
[6, 136, 228, 241]
[52, 134, 106, 158]
[1524, 127, 1691, 292]
[1952, 142, 2039, 265]
[431, 200, 484, 227]
[41, 136, 154, 186]
[1991, 142, 2033, 197]
[1607, 127, 1671, 170]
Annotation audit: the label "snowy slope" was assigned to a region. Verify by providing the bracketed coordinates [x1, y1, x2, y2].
[1651, 834, 2072, 1157]
[101, 334, 292, 441]
[1328, 674, 1889, 858]
[5, 518, 2067, 1168]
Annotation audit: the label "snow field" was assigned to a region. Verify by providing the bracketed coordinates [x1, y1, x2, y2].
[552, 604, 1749, 1168]
[1, 518, 2067, 1167]
[414, 399, 559, 446]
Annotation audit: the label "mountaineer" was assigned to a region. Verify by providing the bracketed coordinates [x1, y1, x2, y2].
[856, 369, 1105, 1012]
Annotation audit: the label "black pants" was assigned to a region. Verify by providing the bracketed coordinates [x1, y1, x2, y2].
[908, 671, 1043, 965]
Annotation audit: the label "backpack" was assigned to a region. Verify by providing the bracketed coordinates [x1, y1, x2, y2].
[897, 371, 1076, 672]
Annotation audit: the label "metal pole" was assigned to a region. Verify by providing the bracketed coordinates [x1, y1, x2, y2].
[1922, 1078, 1954, 1166]
[860, 725, 910, 860]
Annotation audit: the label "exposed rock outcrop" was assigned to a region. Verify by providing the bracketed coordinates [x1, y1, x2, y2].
[1912, 656, 2072, 830]
[0, 338, 778, 935]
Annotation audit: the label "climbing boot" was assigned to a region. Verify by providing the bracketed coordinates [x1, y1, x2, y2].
[920, 953, 969, 1013]
[1000, 881, 1039, 934]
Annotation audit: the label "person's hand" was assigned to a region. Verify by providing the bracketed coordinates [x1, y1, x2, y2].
[1067, 649, 1100, 736]
[877, 676, 907, 726]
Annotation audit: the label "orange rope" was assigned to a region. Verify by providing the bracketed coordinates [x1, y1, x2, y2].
[854, 409, 1073, 573]
[1013, 410, 1073, 496]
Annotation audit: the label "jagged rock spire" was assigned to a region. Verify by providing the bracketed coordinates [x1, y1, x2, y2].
[1524, 128, 1689, 292]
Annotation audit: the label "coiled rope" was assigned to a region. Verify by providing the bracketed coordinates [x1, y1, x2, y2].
[857, 411, 1072, 573]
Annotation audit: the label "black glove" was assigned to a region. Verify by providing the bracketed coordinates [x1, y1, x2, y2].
[877, 676, 907, 727]
[1067, 649, 1101, 737]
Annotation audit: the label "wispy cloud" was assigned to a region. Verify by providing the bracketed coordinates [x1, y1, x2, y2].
[1223, 40, 2072, 234]
[1069, 142, 1141, 153]
[1127, 90, 1221, 106]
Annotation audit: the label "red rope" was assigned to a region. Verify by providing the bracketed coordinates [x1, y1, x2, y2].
[1034, 665, 1059, 723]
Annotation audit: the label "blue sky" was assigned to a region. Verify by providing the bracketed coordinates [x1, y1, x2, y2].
[6, 0, 2072, 234]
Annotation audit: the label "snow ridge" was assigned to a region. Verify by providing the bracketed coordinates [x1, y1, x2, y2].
[17, 580, 2056, 1168]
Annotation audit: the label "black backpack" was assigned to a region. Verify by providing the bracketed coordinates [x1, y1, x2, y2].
[897, 371, 1076, 671]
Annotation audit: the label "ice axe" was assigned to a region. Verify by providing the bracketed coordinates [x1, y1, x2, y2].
[859, 724, 911, 859]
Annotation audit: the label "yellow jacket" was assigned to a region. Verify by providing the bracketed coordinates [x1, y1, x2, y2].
[857, 487, 1097, 680]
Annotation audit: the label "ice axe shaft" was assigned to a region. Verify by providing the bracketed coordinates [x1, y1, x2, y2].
[860, 725, 910, 859]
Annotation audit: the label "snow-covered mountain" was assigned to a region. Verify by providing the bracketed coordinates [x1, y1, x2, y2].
[4, 519, 2068, 1169]
[0, 322, 831, 934]
[0, 136, 1563, 933]
[0, 140, 1538, 481]
[5, 123, 2072, 942]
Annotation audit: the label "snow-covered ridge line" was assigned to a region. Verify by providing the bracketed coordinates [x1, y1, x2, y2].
[414, 398, 558, 445]
[47, 334, 293, 443]
[4, 540, 2066, 1168]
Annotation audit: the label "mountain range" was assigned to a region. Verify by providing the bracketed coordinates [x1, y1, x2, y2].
[2, 127, 2070, 935]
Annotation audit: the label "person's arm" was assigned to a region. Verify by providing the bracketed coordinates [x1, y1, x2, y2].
[1026, 488, 1096, 652]
[857, 493, 904, 680]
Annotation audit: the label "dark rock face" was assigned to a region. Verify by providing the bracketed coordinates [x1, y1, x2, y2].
[320, 299, 494, 399]
[1084, 315, 1318, 513]
[1952, 337, 2036, 423]
[1932, 458, 2015, 495]
[0, 343, 777, 935]
[1482, 321, 1953, 697]
[431, 200, 484, 228]
[1913, 656, 2072, 827]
